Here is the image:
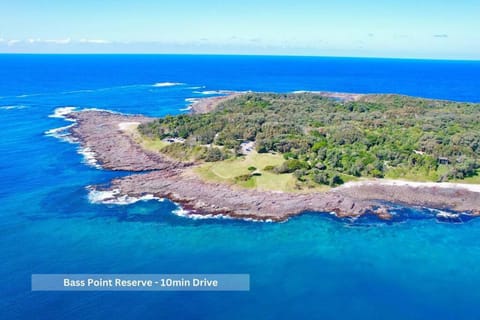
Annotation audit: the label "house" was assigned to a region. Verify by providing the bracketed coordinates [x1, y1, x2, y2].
[438, 157, 450, 165]
[163, 137, 185, 144]
[413, 150, 425, 155]
[240, 141, 256, 155]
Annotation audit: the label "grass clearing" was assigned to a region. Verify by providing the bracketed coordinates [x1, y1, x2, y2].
[453, 169, 480, 184]
[194, 152, 329, 193]
[120, 124, 170, 153]
[141, 138, 169, 152]
[385, 166, 443, 182]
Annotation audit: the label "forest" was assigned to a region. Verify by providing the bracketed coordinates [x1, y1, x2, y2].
[138, 93, 480, 186]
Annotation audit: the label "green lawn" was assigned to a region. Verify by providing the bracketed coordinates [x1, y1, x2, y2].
[385, 165, 480, 184]
[141, 137, 169, 152]
[453, 169, 480, 184]
[384, 165, 446, 182]
[194, 152, 329, 192]
[119, 123, 170, 152]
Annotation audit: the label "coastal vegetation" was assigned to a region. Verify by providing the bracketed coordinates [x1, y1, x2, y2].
[138, 93, 480, 187]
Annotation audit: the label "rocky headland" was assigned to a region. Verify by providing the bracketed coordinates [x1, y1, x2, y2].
[56, 96, 480, 222]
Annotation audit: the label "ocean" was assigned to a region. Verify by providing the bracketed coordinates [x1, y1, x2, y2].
[1, 54, 480, 320]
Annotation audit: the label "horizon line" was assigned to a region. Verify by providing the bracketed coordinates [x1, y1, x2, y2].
[0, 52, 479, 62]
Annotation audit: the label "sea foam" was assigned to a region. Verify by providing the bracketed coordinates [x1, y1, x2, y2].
[48, 106, 77, 120]
[152, 82, 185, 87]
[89, 188, 274, 222]
[44, 124, 77, 143]
[0, 105, 28, 110]
[171, 205, 275, 222]
[194, 90, 222, 95]
[46, 107, 105, 169]
[78, 147, 102, 169]
[171, 207, 234, 221]
[179, 106, 193, 111]
[87, 187, 165, 205]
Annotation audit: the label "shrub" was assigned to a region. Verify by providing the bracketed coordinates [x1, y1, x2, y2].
[205, 147, 226, 162]
[234, 174, 251, 182]
[274, 159, 308, 174]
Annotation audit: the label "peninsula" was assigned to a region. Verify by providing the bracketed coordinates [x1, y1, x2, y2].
[60, 92, 480, 222]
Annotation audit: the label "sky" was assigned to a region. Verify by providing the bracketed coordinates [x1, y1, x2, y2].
[0, 0, 479, 59]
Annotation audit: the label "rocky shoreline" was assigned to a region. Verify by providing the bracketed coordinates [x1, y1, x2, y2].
[57, 105, 480, 222]
[190, 91, 243, 114]
[67, 110, 189, 171]
[189, 91, 365, 114]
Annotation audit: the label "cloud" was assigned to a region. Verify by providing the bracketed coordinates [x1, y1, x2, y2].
[44, 38, 71, 44]
[26, 38, 71, 44]
[2, 37, 111, 47]
[79, 39, 111, 44]
[7, 40, 21, 46]
[433, 34, 448, 38]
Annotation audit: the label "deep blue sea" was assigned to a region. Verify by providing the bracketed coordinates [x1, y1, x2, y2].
[1, 54, 480, 320]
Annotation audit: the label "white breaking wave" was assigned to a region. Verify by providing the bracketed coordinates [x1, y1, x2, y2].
[193, 89, 239, 95]
[46, 108, 78, 143]
[59, 89, 96, 95]
[49, 106, 76, 120]
[44, 124, 77, 143]
[171, 206, 235, 221]
[82, 107, 124, 115]
[435, 210, 460, 219]
[88, 188, 275, 223]
[87, 188, 165, 205]
[0, 105, 28, 110]
[194, 90, 222, 95]
[46, 106, 106, 169]
[171, 205, 275, 222]
[152, 82, 185, 87]
[179, 106, 193, 111]
[78, 147, 102, 169]
[16, 93, 41, 98]
[179, 98, 200, 111]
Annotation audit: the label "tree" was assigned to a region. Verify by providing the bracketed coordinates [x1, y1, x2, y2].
[205, 147, 225, 162]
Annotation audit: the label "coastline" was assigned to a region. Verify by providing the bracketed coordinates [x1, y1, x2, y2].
[189, 91, 244, 114]
[189, 90, 369, 114]
[47, 98, 480, 222]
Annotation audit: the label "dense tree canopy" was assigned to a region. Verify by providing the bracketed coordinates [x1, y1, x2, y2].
[138, 93, 480, 185]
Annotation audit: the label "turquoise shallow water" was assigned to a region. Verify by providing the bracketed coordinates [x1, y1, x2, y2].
[1, 55, 480, 319]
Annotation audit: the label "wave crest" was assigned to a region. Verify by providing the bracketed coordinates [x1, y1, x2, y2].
[0, 105, 28, 110]
[48, 107, 76, 120]
[152, 82, 185, 87]
[44, 124, 77, 143]
[87, 188, 165, 205]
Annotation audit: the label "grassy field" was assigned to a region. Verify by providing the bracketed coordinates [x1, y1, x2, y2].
[384, 165, 480, 183]
[140, 137, 169, 152]
[384, 165, 448, 182]
[128, 125, 306, 192]
[453, 169, 480, 184]
[194, 152, 330, 193]
[120, 123, 170, 152]
[130, 125, 475, 192]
